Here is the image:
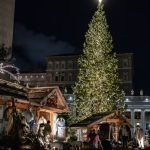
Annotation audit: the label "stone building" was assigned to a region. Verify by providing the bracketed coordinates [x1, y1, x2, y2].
[0, 0, 15, 60]
[124, 94, 150, 135]
[18, 53, 133, 95]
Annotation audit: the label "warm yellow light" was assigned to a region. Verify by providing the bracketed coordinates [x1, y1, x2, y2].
[99, 0, 103, 4]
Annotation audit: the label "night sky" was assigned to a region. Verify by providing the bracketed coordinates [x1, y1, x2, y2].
[13, 0, 150, 94]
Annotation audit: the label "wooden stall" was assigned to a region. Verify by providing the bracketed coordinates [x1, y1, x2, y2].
[70, 112, 133, 142]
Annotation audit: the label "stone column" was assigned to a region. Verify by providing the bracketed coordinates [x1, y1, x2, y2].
[141, 110, 145, 131]
[131, 109, 135, 137]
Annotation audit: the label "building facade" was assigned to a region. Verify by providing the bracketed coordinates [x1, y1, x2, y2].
[124, 95, 150, 135]
[18, 53, 133, 94]
[0, 0, 15, 60]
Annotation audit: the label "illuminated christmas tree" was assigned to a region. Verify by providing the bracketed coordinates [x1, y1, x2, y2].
[72, 1, 125, 123]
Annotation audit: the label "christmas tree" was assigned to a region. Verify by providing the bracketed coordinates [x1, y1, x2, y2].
[72, 1, 125, 123]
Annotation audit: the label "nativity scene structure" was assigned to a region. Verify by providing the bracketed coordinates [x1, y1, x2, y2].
[0, 78, 69, 149]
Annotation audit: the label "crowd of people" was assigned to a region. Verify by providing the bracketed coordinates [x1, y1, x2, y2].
[88, 129, 111, 150]
[87, 122, 146, 150]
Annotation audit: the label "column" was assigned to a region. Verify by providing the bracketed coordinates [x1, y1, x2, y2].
[141, 110, 145, 131]
[131, 109, 135, 137]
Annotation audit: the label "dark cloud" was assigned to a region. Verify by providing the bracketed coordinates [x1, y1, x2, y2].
[13, 23, 77, 71]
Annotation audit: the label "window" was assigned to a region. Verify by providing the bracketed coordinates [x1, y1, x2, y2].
[68, 73, 72, 81]
[68, 61, 73, 69]
[124, 111, 131, 119]
[55, 75, 59, 82]
[55, 61, 59, 69]
[48, 61, 53, 69]
[135, 112, 141, 119]
[122, 72, 129, 81]
[49, 73, 52, 81]
[61, 73, 65, 81]
[123, 58, 129, 67]
[61, 61, 65, 69]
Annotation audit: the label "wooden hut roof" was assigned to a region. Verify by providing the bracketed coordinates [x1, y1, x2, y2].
[0, 79, 28, 99]
[28, 86, 69, 112]
[70, 112, 133, 128]
[0, 80, 69, 112]
[70, 112, 110, 127]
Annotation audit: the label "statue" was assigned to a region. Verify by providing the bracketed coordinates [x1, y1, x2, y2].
[131, 89, 134, 96]
[56, 117, 65, 127]
[3, 106, 14, 135]
[56, 117, 66, 139]
[21, 107, 35, 130]
[140, 89, 143, 96]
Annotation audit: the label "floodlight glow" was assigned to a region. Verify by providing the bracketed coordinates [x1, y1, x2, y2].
[99, 0, 103, 4]
[145, 98, 149, 101]
[125, 98, 129, 102]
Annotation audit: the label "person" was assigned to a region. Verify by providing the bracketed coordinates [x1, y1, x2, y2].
[135, 125, 144, 149]
[44, 120, 52, 140]
[88, 129, 96, 149]
[92, 130, 103, 150]
[120, 123, 128, 149]
[37, 123, 46, 148]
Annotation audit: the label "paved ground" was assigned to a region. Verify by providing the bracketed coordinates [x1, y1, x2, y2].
[113, 146, 150, 150]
